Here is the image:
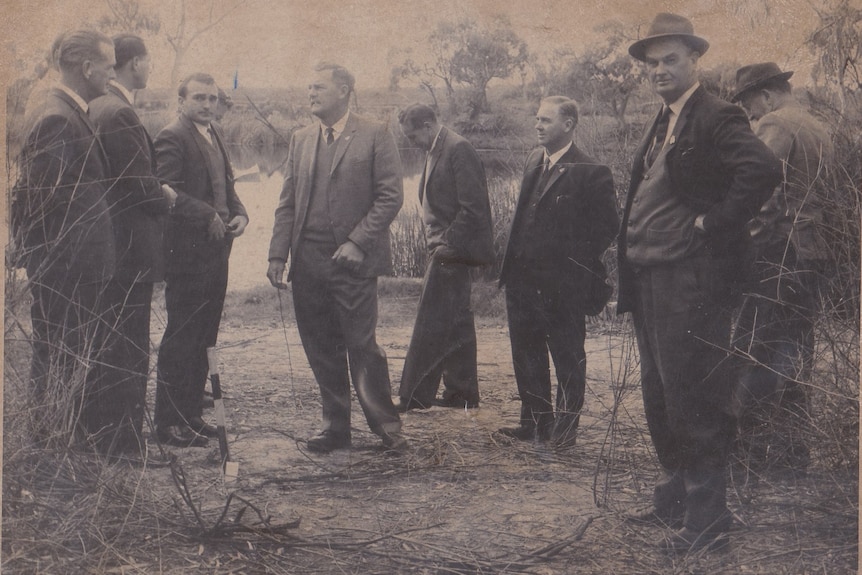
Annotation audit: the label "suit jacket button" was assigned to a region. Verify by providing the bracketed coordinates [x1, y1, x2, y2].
[643, 174, 650, 180]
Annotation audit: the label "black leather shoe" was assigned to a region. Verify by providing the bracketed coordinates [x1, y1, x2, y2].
[156, 425, 209, 448]
[307, 430, 351, 453]
[188, 416, 219, 438]
[658, 527, 729, 553]
[499, 425, 536, 441]
[552, 428, 577, 449]
[434, 396, 479, 409]
[380, 431, 409, 453]
[625, 504, 685, 528]
[393, 397, 431, 412]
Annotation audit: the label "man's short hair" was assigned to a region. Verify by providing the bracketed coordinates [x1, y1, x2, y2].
[112, 33, 147, 69]
[542, 96, 579, 127]
[398, 103, 437, 129]
[314, 62, 355, 95]
[178, 72, 216, 98]
[56, 29, 113, 72]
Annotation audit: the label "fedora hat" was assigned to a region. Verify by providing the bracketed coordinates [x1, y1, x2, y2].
[731, 62, 794, 102]
[628, 13, 709, 62]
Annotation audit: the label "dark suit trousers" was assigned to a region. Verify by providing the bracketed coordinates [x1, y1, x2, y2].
[505, 270, 586, 436]
[29, 275, 108, 440]
[732, 243, 817, 460]
[292, 241, 401, 436]
[399, 254, 479, 406]
[155, 248, 229, 427]
[630, 256, 736, 533]
[96, 280, 153, 453]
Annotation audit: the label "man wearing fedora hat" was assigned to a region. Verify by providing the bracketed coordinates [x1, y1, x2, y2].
[617, 13, 782, 552]
[730, 62, 834, 471]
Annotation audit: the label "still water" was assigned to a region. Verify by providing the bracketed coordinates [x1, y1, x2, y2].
[225, 145, 521, 292]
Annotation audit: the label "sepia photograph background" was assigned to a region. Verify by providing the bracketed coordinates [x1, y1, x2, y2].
[2, 0, 859, 573]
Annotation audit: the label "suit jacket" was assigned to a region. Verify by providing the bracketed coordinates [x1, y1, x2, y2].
[268, 113, 403, 278]
[420, 126, 494, 266]
[155, 115, 247, 276]
[750, 104, 834, 261]
[13, 88, 115, 283]
[90, 84, 168, 283]
[499, 143, 619, 297]
[617, 86, 783, 313]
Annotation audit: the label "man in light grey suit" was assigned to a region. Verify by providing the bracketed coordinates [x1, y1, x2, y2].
[267, 63, 407, 453]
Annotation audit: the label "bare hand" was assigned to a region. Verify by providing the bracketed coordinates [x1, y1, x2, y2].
[227, 215, 249, 237]
[207, 214, 226, 241]
[267, 259, 288, 289]
[332, 241, 366, 271]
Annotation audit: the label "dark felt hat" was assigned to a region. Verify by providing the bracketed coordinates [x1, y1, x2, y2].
[731, 62, 794, 102]
[628, 13, 710, 62]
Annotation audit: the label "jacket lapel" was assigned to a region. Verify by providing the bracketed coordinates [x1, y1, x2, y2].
[184, 116, 218, 182]
[420, 127, 447, 204]
[329, 114, 356, 175]
[667, 86, 702, 152]
[537, 144, 577, 202]
[634, 107, 663, 176]
[294, 127, 319, 237]
[53, 89, 110, 166]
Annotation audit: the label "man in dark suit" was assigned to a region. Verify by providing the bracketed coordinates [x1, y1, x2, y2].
[267, 63, 406, 453]
[12, 30, 117, 444]
[618, 13, 782, 552]
[89, 34, 173, 457]
[394, 103, 494, 412]
[730, 63, 834, 469]
[498, 96, 619, 448]
[154, 72, 248, 447]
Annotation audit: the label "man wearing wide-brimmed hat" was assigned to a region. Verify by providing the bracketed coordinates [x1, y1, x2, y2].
[730, 62, 834, 473]
[617, 13, 782, 552]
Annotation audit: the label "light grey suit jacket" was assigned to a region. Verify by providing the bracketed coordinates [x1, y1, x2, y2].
[268, 112, 403, 278]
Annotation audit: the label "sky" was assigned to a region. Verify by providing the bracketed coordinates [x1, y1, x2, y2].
[0, 0, 835, 93]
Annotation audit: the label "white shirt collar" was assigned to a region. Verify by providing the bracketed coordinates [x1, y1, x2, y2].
[193, 120, 212, 139]
[545, 141, 573, 167]
[57, 84, 88, 113]
[321, 110, 350, 140]
[109, 80, 135, 106]
[666, 81, 700, 117]
[657, 82, 700, 146]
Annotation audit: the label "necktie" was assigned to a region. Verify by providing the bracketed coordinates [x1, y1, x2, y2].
[207, 125, 217, 149]
[542, 156, 550, 176]
[646, 107, 670, 167]
[325, 127, 334, 145]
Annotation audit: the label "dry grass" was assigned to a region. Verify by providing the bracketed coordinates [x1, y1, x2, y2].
[4, 276, 857, 573]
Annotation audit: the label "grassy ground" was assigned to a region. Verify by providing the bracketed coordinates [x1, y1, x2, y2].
[3, 277, 858, 574]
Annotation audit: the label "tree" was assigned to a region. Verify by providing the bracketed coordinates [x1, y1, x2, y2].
[98, 0, 161, 34]
[96, 0, 247, 87]
[447, 18, 528, 118]
[389, 49, 442, 111]
[163, 0, 248, 87]
[807, 0, 862, 114]
[392, 18, 529, 117]
[559, 21, 646, 130]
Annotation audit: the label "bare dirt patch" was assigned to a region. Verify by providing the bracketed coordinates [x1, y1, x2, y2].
[76, 283, 853, 575]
